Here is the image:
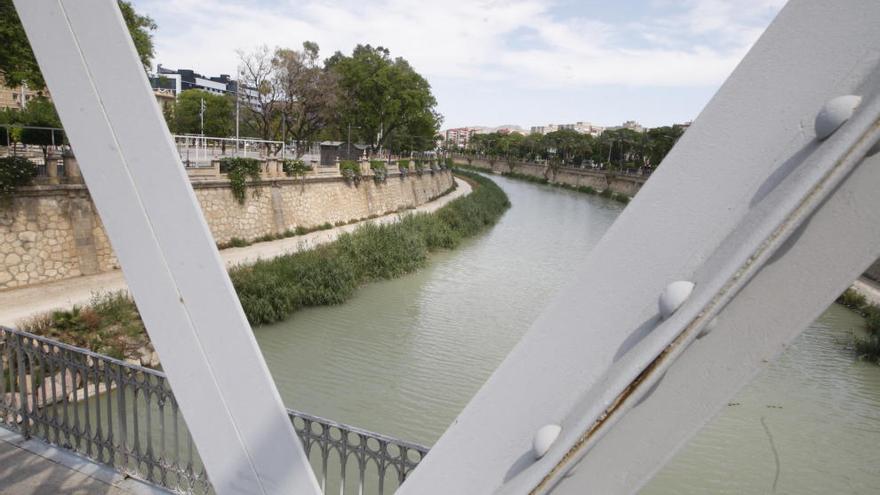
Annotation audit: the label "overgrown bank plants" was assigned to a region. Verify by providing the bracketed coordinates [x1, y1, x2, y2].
[837, 288, 880, 363]
[0, 156, 38, 203]
[23, 170, 510, 344]
[232, 169, 509, 324]
[220, 157, 262, 204]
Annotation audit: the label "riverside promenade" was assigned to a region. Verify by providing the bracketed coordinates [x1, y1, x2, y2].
[0, 177, 470, 327]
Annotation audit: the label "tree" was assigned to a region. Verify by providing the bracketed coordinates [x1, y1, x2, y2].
[326, 45, 441, 153]
[237, 45, 281, 142]
[167, 89, 233, 137]
[273, 42, 339, 156]
[0, 0, 157, 89]
[0, 96, 62, 160]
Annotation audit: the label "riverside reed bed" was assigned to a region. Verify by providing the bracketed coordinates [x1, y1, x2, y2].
[837, 288, 880, 363]
[18, 170, 510, 356]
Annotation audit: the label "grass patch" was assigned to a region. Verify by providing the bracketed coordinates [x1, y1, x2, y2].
[19, 292, 148, 361]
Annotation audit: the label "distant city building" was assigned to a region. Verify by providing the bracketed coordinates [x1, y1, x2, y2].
[557, 121, 604, 136]
[0, 76, 49, 111]
[530, 122, 604, 136]
[606, 120, 645, 133]
[445, 127, 479, 148]
[150, 65, 237, 96]
[149, 64, 260, 109]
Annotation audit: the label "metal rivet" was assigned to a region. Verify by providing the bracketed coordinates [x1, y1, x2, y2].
[815, 95, 861, 140]
[533, 424, 562, 459]
[697, 317, 718, 339]
[658, 281, 695, 320]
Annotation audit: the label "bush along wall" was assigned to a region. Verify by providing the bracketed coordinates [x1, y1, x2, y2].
[230, 169, 509, 325]
[219, 157, 262, 204]
[0, 156, 38, 204]
[370, 160, 387, 183]
[340, 160, 361, 184]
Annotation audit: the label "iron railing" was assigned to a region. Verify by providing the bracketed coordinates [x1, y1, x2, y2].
[0, 326, 428, 494]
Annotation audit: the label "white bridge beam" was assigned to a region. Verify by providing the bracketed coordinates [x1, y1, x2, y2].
[12, 1, 320, 493]
[401, 1, 880, 493]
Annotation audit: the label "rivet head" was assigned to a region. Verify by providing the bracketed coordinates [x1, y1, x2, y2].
[815, 95, 861, 140]
[533, 424, 562, 459]
[659, 281, 695, 320]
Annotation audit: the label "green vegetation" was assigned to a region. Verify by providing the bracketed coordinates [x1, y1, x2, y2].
[397, 159, 410, 176]
[413, 159, 425, 175]
[20, 292, 147, 360]
[340, 160, 361, 183]
[232, 169, 507, 324]
[455, 162, 631, 205]
[219, 157, 262, 204]
[283, 159, 313, 178]
[463, 125, 684, 172]
[0, 156, 37, 202]
[836, 288, 880, 364]
[23, 171, 507, 351]
[165, 89, 234, 137]
[0, 0, 155, 88]
[369, 160, 387, 182]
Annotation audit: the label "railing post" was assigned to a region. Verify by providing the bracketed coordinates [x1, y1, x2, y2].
[15, 335, 29, 438]
[116, 363, 128, 469]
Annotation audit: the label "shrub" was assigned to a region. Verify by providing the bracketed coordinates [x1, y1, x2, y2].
[283, 159, 312, 178]
[0, 156, 38, 201]
[340, 160, 361, 184]
[294, 226, 308, 235]
[335, 222, 427, 281]
[837, 289, 867, 311]
[397, 159, 410, 176]
[413, 159, 425, 175]
[220, 157, 262, 204]
[855, 334, 880, 364]
[370, 160, 387, 182]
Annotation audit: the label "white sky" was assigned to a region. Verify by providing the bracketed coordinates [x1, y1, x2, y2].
[135, 0, 786, 130]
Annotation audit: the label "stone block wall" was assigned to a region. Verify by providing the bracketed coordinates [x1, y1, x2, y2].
[460, 158, 646, 197]
[0, 170, 453, 290]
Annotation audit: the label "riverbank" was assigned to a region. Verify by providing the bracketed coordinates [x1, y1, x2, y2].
[455, 162, 631, 205]
[836, 288, 880, 363]
[5, 171, 509, 362]
[0, 177, 471, 327]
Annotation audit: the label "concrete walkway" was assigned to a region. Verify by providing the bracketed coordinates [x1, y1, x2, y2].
[0, 427, 167, 494]
[0, 178, 471, 327]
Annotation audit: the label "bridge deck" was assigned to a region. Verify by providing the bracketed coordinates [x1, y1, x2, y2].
[0, 427, 167, 495]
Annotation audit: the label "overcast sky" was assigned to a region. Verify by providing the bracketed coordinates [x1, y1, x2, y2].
[135, 0, 786, 130]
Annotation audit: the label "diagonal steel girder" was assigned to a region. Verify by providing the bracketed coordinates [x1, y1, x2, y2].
[12, 1, 320, 493]
[401, 1, 880, 493]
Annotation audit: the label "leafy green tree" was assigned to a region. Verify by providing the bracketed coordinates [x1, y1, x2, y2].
[326, 45, 441, 153]
[273, 42, 339, 156]
[167, 89, 234, 137]
[0, 0, 156, 89]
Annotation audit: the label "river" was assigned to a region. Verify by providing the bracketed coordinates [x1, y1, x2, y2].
[255, 174, 880, 493]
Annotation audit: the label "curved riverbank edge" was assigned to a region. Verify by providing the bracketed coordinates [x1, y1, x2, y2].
[455, 162, 631, 204]
[0, 178, 472, 327]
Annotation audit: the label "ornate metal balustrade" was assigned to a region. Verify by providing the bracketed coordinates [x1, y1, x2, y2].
[0, 326, 428, 494]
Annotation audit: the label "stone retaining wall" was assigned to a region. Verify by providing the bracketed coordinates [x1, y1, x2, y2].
[459, 158, 647, 197]
[0, 169, 453, 290]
